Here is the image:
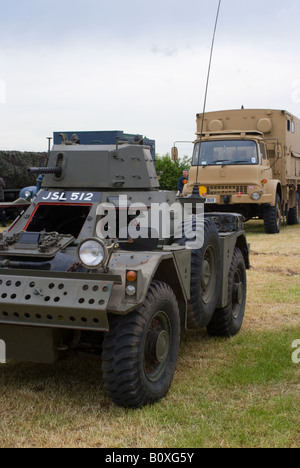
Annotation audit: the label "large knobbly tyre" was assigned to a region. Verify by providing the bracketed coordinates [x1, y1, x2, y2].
[189, 218, 222, 328]
[207, 247, 247, 337]
[263, 194, 282, 234]
[102, 281, 181, 408]
[176, 217, 222, 329]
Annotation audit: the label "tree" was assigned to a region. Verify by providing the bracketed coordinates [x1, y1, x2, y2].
[155, 154, 191, 191]
[0, 151, 47, 189]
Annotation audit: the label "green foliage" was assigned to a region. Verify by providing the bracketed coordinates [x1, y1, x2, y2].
[155, 154, 191, 191]
[0, 151, 47, 189]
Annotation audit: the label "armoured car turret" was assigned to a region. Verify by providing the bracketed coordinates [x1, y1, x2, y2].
[0, 136, 249, 408]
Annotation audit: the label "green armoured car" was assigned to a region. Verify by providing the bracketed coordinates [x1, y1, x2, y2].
[0, 137, 250, 408]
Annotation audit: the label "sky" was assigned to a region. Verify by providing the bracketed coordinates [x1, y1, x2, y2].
[0, 0, 300, 157]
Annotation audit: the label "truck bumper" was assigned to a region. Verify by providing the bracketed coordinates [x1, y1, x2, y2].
[231, 194, 272, 204]
[205, 194, 273, 205]
[0, 269, 116, 332]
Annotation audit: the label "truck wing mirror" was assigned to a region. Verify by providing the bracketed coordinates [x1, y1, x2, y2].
[171, 147, 179, 161]
[275, 143, 283, 159]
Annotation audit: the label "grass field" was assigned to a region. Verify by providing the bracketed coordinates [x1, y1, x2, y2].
[0, 221, 300, 448]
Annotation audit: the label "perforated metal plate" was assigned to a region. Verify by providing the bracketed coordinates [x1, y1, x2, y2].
[0, 270, 114, 331]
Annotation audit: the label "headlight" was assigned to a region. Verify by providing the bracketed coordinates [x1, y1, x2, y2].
[126, 285, 136, 296]
[24, 190, 32, 199]
[252, 192, 261, 201]
[78, 238, 108, 269]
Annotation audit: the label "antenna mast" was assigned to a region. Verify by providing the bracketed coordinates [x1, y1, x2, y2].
[193, 0, 222, 193]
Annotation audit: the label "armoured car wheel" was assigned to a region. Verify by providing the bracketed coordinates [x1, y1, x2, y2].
[207, 248, 247, 337]
[176, 217, 222, 329]
[102, 281, 181, 408]
[263, 194, 282, 234]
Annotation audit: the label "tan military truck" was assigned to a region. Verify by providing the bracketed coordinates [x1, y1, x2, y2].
[183, 109, 300, 233]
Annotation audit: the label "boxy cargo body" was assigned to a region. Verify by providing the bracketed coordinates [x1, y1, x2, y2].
[185, 109, 300, 233]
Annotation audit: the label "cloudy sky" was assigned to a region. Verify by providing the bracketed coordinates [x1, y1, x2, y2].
[0, 0, 300, 157]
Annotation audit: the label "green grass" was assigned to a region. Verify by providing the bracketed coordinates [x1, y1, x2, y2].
[167, 327, 300, 448]
[0, 221, 300, 447]
[210, 328, 299, 386]
[0, 326, 299, 448]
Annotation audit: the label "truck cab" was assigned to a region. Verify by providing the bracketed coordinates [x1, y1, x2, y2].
[191, 132, 273, 205]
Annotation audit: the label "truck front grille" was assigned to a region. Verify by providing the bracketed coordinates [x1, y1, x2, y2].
[206, 185, 248, 195]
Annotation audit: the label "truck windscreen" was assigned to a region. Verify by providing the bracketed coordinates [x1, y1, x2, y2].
[192, 140, 258, 166]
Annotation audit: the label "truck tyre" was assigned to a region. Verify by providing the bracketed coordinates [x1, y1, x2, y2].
[207, 247, 247, 337]
[287, 193, 300, 225]
[176, 217, 222, 329]
[102, 281, 181, 408]
[263, 194, 282, 234]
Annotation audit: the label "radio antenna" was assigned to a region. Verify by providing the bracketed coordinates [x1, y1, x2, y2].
[193, 0, 222, 193]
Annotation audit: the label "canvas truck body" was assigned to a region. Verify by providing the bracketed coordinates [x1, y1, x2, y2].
[184, 109, 300, 233]
[0, 139, 249, 408]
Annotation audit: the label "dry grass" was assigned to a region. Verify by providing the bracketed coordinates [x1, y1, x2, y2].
[245, 221, 300, 330]
[0, 221, 300, 447]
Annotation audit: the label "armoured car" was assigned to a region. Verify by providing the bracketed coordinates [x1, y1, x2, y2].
[0, 137, 250, 407]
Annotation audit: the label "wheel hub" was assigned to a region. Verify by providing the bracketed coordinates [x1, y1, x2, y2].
[155, 330, 169, 363]
[146, 329, 169, 364]
[144, 312, 171, 382]
[202, 260, 211, 287]
[201, 245, 216, 305]
[233, 281, 243, 305]
[237, 282, 243, 305]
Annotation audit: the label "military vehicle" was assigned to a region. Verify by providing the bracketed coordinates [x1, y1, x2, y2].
[0, 136, 250, 408]
[181, 109, 300, 234]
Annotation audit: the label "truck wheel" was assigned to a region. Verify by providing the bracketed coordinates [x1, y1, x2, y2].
[263, 194, 282, 234]
[287, 193, 300, 225]
[176, 217, 222, 329]
[207, 248, 247, 337]
[102, 281, 181, 408]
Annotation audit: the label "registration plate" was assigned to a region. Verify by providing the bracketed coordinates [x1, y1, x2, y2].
[205, 198, 217, 204]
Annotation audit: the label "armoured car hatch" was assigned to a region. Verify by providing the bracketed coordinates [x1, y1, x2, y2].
[0, 231, 75, 258]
